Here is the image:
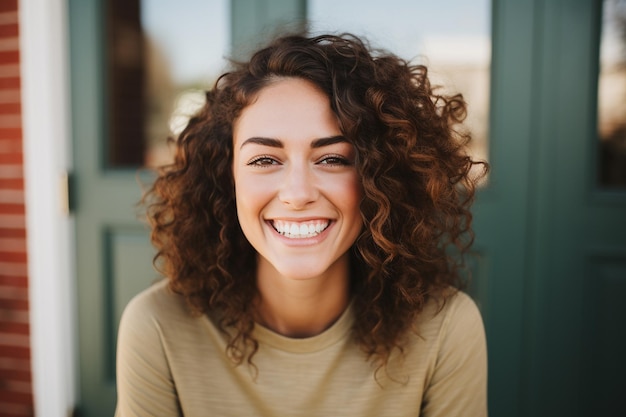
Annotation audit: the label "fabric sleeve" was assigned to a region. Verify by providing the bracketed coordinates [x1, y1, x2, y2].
[115, 292, 182, 417]
[420, 293, 488, 417]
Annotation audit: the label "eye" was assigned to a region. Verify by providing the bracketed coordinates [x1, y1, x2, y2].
[317, 154, 351, 166]
[247, 155, 280, 166]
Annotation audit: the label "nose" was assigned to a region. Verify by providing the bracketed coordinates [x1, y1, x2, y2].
[278, 163, 319, 209]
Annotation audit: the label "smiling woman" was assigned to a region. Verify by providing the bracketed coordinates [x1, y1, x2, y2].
[115, 33, 488, 416]
[233, 78, 362, 336]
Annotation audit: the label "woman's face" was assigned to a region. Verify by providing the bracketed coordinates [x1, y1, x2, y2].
[232, 77, 363, 282]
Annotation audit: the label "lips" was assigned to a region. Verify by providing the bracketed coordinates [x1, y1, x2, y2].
[270, 219, 331, 239]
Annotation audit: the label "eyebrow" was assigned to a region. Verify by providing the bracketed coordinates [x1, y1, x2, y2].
[239, 135, 347, 149]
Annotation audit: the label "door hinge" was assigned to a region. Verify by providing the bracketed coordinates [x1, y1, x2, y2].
[59, 171, 74, 216]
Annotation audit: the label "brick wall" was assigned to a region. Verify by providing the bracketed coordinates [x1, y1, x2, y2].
[0, 0, 33, 416]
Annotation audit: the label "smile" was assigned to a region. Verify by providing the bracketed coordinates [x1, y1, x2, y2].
[271, 219, 331, 239]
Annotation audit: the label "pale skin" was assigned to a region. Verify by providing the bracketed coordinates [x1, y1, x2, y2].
[232, 77, 363, 338]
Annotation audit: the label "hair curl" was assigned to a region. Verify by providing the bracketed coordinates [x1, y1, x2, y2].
[145, 33, 487, 367]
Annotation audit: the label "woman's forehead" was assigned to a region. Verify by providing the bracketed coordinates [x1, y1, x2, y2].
[233, 78, 341, 148]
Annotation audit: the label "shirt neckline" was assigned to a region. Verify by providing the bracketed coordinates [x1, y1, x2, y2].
[252, 302, 354, 353]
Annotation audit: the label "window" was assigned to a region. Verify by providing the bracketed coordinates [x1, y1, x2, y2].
[308, 0, 492, 171]
[105, 0, 229, 168]
[597, 0, 626, 187]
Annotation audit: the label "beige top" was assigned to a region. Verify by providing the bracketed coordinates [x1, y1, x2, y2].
[115, 280, 487, 417]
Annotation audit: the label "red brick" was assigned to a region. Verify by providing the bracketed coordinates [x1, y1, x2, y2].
[0, 24, 18, 38]
[0, 128, 20, 139]
[0, 104, 20, 114]
[0, 52, 18, 65]
[0, 215, 25, 229]
[0, 1, 17, 13]
[0, 153, 21, 164]
[0, 205, 23, 215]
[0, 239, 25, 252]
[0, 405, 35, 417]
[0, 287, 27, 301]
[0, 406, 35, 417]
[0, 251, 25, 262]
[0, 371, 30, 386]
[0, 78, 19, 89]
[0, 356, 30, 373]
[0, 230, 24, 239]
[0, 139, 21, 154]
[0, 179, 23, 189]
[0, 262, 27, 278]
[0, 322, 28, 334]
[0, 357, 30, 370]
[0, 260, 27, 272]
[0, 390, 33, 405]
[0, 276, 26, 287]
[0, 254, 28, 264]
[0, 298, 28, 310]
[0, 345, 30, 359]
[0, 291, 27, 311]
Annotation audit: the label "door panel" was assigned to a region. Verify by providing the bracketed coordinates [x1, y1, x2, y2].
[70, 0, 118, 414]
[231, 0, 307, 59]
[526, 0, 626, 415]
[582, 256, 626, 415]
[105, 227, 157, 379]
[475, 1, 537, 414]
[69, 0, 160, 414]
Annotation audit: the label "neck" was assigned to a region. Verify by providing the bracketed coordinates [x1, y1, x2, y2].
[254, 256, 350, 338]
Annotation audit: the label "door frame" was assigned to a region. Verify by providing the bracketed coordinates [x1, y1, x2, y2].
[20, 0, 77, 415]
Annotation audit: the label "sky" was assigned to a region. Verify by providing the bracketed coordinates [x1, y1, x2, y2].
[309, 0, 490, 52]
[141, 0, 230, 84]
[141, 0, 491, 85]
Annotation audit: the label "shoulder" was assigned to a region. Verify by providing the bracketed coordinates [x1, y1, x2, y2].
[407, 289, 486, 379]
[438, 291, 485, 355]
[421, 291, 486, 387]
[414, 289, 483, 336]
[419, 291, 488, 416]
[439, 290, 483, 332]
[426, 290, 485, 353]
[118, 279, 193, 342]
[123, 279, 188, 319]
[116, 281, 190, 415]
[117, 279, 205, 379]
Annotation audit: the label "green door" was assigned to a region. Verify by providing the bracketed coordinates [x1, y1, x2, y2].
[521, 1, 626, 415]
[482, 1, 626, 415]
[69, 0, 626, 416]
[70, 1, 157, 415]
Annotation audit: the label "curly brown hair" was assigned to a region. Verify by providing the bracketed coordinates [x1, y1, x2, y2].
[145, 33, 486, 367]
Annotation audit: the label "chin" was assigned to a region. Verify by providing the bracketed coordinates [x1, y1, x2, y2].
[276, 267, 325, 281]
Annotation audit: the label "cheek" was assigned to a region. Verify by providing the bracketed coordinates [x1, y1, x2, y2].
[234, 173, 273, 222]
[234, 178, 259, 244]
[331, 174, 363, 218]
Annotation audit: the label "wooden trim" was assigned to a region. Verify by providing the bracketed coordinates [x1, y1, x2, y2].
[19, 0, 77, 415]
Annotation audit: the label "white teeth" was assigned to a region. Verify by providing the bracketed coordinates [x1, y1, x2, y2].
[272, 220, 330, 238]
